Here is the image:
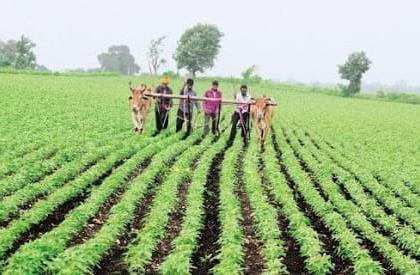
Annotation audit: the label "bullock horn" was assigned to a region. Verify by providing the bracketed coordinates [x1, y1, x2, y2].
[128, 81, 134, 92]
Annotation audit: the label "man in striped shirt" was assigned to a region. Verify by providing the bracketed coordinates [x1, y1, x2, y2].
[229, 84, 251, 143]
[176, 78, 201, 134]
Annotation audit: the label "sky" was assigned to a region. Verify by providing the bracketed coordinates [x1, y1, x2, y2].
[1, 0, 419, 85]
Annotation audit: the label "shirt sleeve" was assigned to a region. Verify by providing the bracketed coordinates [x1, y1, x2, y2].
[154, 86, 160, 102]
[168, 87, 173, 105]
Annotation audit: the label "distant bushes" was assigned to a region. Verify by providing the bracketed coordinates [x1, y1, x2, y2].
[0, 68, 119, 77]
[374, 91, 420, 105]
[2, 68, 419, 105]
[301, 83, 420, 105]
[161, 70, 179, 79]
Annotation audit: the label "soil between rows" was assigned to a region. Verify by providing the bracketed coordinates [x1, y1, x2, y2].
[68, 158, 152, 246]
[272, 130, 352, 274]
[282, 129, 396, 274]
[235, 146, 264, 274]
[191, 150, 225, 274]
[93, 171, 168, 275]
[2, 155, 130, 260]
[143, 178, 190, 273]
[257, 155, 307, 274]
[95, 137, 204, 274]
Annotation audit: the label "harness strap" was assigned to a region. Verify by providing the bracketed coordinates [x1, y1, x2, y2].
[237, 106, 247, 135]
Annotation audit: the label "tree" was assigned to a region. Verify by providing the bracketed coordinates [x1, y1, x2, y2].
[174, 23, 223, 76]
[0, 39, 17, 67]
[241, 65, 262, 83]
[15, 35, 37, 69]
[35, 64, 49, 72]
[338, 51, 371, 96]
[97, 45, 140, 75]
[147, 36, 167, 75]
[0, 36, 37, 69]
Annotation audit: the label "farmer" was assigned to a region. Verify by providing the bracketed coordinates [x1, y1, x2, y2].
[154, 76, 173, 132]
[176, 78, 201, 134]
[203, 80, 222, 136]
[229, 84, 252, 143]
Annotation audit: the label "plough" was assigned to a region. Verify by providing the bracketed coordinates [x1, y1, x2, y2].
[143, 92, 277, 142]
[143, 92, 278, 106]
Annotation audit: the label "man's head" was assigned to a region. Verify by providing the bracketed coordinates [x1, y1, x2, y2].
[240, 84, 248, 96]
[212, 80, 219, 91]
[161, 76, 169, 87]
[186, 78, 194, 90]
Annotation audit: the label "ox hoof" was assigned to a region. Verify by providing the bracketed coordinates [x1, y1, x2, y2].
[134, 127, 138, 132]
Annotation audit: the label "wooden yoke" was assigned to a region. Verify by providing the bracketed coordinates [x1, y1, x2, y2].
[143, 92, 278, 106]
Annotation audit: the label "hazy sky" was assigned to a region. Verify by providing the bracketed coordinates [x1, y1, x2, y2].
[1, 0, 419, 85]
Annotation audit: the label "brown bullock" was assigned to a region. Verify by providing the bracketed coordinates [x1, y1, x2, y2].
[129, 82, 152, 133]
[251, 96, 274, 149]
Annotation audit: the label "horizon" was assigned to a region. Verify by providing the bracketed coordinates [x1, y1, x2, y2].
[1, 0, 419, 86]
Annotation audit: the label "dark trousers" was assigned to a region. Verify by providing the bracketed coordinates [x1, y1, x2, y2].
[155, 108, 169, 131]
[176, 109, 193, 134]
[204, 113, 218, 136]
[229, 111, 249, 141]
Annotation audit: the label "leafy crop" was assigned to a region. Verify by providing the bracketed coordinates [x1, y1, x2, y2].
[0, 72, 418, 274]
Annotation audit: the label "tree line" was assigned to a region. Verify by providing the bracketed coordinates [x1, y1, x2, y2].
[97, 23, 223, 77]
[0, 35, 45, 71]
[0, 23, 373, 96]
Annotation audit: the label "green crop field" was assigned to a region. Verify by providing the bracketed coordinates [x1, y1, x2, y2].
[0, 73, 419, 274]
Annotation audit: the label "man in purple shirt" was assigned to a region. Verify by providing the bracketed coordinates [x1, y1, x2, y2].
[203, 80, 222, 136]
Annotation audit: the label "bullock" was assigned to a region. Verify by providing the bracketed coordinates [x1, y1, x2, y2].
[128, 82, 152, 133]
[251, 96, 274, 149]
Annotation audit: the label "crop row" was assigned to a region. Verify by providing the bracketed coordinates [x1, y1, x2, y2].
[295, 126, 420, 232]
[285, 128, 419, 274]
[212, 137, 243, 274]
[158, 134, 228, 274]
[332, 131, 419, 197]
[271, 126, 383, 274]
[262, 138, 332, 274]
[108, 118, 229, 274]
[299, 119, 420, 198]
[124, 134, 214, 272]
[297, 124, 420, 213]
[293, 128, 420, 258]
[0, 147, 82, 197]
[0, 134, 147, 262]
[47, 130, 201, 275]
[1, 129, 177, 274]
[0, 131, 137, 222]
[0, 144, 57, 180]
[0, 129, 134, 199]
[241, 141, 286, 274]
